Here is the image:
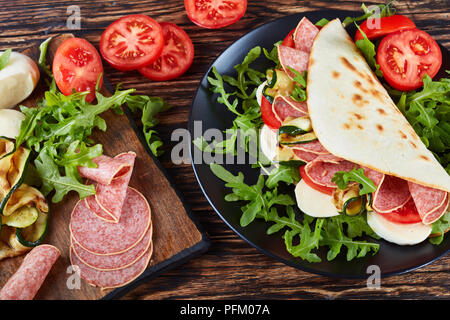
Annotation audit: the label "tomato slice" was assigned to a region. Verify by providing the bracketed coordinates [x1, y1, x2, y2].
[260, 96, 281, 130]
[139, 22, 194, 81]
[282, 28, 296, 48]
[355, 15, 416, 41]
[52, 38, 103, 102]
[299, 165, 335, 196]
[184, 0, 247, 29]
[377, 198, 422, 224]
[99, 14, 164, 71]
[377, 28, 442, 91]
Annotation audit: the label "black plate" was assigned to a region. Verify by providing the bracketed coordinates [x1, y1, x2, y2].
[188, 10, 449, 278]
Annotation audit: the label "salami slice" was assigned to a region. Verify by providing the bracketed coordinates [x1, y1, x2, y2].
[293, 148, 319, 163]
[291, 139, 329, 155]
[277, 44, 309, 79]
[293, 17, 319, 53]
[304, 154, 356, 187]
[272, 95, 308, 123]
[78, 154, 132, 185]
[71, 223, 153, 271]
[70, 187, 151, 255]
[70, 242, 153, 289]
[0, 245, 60, 300]
[84, 188, 115, 223]
[408, 182, 449, 224]
[372, 175, 411, 213]
[95, 152, 136, 223]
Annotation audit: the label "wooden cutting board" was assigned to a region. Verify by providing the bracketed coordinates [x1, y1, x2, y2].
[0, 34, 209, 300]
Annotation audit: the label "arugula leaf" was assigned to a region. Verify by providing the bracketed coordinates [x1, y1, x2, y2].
[354, 25, 383, 77]
[126, 95, 172, 156]
[286, 67, 307, 102]
[331, 167, 377, 195]
[265, 164, 300, 189]
[0, 49, 12, 71]
[342, 1, 395, 27]
[284, 219, 323, 263]
[263, 41, 282, 68]
[35, 149, 96, 202]
[429, 211, 450, 245]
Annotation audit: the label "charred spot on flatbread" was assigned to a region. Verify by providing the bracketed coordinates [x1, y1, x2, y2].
[376, 124, 384, 132]
[377, 108, 387, 115]
[332, 70, 340, 78]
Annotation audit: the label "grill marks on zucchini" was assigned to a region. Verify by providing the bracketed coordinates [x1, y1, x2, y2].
[0, 138, 49, 249]
[264, 69, 295, 101]
[277, 116, 317, 145]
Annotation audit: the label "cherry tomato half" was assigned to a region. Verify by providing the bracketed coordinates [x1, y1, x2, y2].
[184, 0, 247, 29]
[52, 37, 103, 102]
[139, 22, 194, 81]
[355, 15, 416, 41]
[100, 14, 164, 71]
[260, 96, 281, 131]
[299, 165, 335, 195]
[377, 198, 422, 224]
[377, 28, 442, 91]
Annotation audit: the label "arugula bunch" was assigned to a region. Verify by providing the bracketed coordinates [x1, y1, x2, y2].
[211, 163, 379, 262]
[194, 46, 265, 158]
[16, 38, 170, 203]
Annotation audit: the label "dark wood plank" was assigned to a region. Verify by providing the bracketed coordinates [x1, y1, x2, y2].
[0, 0, 448, 300]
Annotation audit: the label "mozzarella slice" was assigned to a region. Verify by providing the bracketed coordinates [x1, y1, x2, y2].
[0, 109, 25, 139]
[367, 211, 432, 245]
[256, 81, 267, 107]
[0, 52, 39, 109]
[295, 179, 340, 218]
[259, 124, 278, 163]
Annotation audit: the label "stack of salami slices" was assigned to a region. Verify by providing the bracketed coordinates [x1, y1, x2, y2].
[69, 152, 153, 289]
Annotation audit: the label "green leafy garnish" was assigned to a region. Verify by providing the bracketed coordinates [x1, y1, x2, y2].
[430, 212, 450, 245]
[354, 25, 383, 77]
[393, 75, 450, 173]
[331, 167, 377, 195]
[126, 95, 172, 156]
[263, 41, 282, 69]
[38, 37, 52, 77]
[287, 67, 307, 102]
[342, 1, 395, 27]
[0, 49, 12, 71]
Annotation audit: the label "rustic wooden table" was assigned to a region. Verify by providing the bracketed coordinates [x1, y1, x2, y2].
[1, 0, 448, 299]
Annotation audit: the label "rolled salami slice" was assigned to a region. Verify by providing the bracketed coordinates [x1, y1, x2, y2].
[277, 44, 309, 79]
[70, 242, 153, 289]
[84, 190, 115, 223]
[372, 175, 411, 213]
[409, 182, 449, 224]
[0, 245, 60, 300]
[95, 152, 136, 223]
[272, 95, 308, 123]
[304, 154, 356, 187]
[78, 154, 132, 185]
[71, 223, 153, 271]
[70, 187, 151, 255]
[293, 17, 319, 53]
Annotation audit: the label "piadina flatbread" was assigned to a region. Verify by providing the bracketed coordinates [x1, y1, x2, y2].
[306, 18, 450, 194]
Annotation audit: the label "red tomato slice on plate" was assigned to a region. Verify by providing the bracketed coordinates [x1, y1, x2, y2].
[184, 0, 247, 29]
[52, 37, 103, 102]
[139, 22, 194, 81]
[299, 165, 335, 196]
[100, 14, 164, 71]
[377, 198, 422, 224]
[377, 28, 442, 91]
[260, 96, 281, 130]
[354, 15, 416, 41]
[282, 28, 296, 48]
